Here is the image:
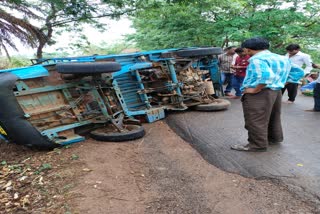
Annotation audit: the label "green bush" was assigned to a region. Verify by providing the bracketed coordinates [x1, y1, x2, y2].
[0, 56, 31, 69]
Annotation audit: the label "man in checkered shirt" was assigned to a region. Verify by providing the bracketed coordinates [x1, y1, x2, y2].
[231, 37, 304, 152]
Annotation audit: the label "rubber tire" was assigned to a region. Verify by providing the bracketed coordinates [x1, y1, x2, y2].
[56, 62, 121, 74]
[176, 47, 223, 57]
[0, 73, 58, 150]
[90, 124, 145, 142]
[194, 99, 231, 111]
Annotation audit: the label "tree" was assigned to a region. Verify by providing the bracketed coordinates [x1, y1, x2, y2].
[2, 0, 319, 58]
[0, 1, 45, 59]
[0, 0, 137, 58]
[129, 0, 320, 53]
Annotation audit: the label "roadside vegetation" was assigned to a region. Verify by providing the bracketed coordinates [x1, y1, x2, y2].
[0, 0, 319, 64]
[0, 56, 30, 69]
[129, 0, 320, 55]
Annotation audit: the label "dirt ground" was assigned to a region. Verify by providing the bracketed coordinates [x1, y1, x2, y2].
[0, 121, 318, 214]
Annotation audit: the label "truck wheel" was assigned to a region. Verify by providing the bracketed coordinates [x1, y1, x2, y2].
[176, 47, 223, 57]
[194, 99, 231, 111]
[0, 73, 58, 150]
[56, 62, 121, 74]
[90, 124, 145, 142]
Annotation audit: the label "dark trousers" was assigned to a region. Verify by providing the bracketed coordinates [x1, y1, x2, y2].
[242, 89, 283, 148]
[281, 83, 298, 102]
[313, 83, 320, 111]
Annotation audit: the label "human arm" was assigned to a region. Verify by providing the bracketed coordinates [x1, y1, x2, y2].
[231, 54, 237, 66]
[244, 84, 266, 94]
[230, 54, 238, 72]
[218, 55, 222, 66]
[230, 55, 238, 70]
[231, 55, 250, 70]
[303, 54, 313, 74]
[287, 64, 305, 83]
[231, 65, 248, 69]
[241, 58, 275, 92]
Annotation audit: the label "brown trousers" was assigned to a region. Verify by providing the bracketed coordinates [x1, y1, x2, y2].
[241, 89, 283, 148]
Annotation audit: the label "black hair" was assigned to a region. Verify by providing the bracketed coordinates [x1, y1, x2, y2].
[235, 47, 244, 53]
[241, 37, 270, 50]
[225, 46, 236, 51]
[286, 44, 300, 51]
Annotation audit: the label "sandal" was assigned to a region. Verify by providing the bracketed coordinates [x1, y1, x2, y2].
[231, 144, 267, 152]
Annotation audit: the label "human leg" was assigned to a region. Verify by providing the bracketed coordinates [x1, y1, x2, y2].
[268, 90, 284, 143]
[313, 83, 320, 111]
[221, 72, 226, 85]
[286, 83, 298, 102]
[232, 76, 242, 97]
[314, 98, 320, 111]
[281, 85, 287, 95]
[225, 73, 233, 94]
[240, 89, 276, 149]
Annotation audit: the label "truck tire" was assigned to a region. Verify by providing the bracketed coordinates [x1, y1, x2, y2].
[194, 99, 231, 111]
[176, 47, 223, 57]
[56, 62, 121, 74]
[90, 124, 145, 142]
[0, 73, 58, 150]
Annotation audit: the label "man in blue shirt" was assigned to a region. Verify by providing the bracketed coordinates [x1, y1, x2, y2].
[231, 38, 304, 152]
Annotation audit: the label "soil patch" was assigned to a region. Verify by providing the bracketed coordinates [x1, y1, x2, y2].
[70, 121, 317, 213]
[0, 142, 84, 213]
[0, 121, 318, 213]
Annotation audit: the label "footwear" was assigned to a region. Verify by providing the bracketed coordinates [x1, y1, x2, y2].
[269, 141, 282, 145]
[283, 100, 294, 104]
[224, 92, 233, 96]
[230, 144, 267, 152]
[228, 95, 241, 99]
[305, 109, 320, 112]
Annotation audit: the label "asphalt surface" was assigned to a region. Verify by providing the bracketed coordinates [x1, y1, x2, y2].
[166, 92, 320, 203]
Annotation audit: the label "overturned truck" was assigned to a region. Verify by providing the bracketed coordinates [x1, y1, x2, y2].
[0, 47, 230, 149]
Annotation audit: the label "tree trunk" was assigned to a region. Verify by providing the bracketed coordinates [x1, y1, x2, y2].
[36, 3, 56, 59]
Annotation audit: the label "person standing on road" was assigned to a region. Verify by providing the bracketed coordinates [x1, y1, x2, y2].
[306, 63, 320, 112]
[231, 38, 304, 152]
[311, 74, 320, 111]
[283, 44, 313, 104]
[230, 48, 250, 99]
[218, 46, 237, 96]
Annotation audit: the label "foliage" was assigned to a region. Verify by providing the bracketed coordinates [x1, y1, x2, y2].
[0, 41, 136, 69]
[129, 0, 320, 54]
[0, 56, 31, 69]
[2, 0, 320, 59]
[52, 40, 137, 56]
[0, 1, 43, 58]
[0, 0, 137, 58]
[308, 49, 320, 64]
[127, 4, 217, 50]
[78, 42, 137, 55]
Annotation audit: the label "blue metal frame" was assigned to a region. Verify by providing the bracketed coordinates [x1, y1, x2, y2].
[0, 47, 223, 146]
[0, 65, 49, 79]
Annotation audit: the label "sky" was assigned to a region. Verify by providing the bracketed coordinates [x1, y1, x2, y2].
[9, 18, 135, 57]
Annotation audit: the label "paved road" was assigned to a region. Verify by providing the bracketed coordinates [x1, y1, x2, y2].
[166, 93, 320, 203]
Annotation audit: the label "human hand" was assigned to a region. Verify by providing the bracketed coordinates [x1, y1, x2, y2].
[244, 88, 261, 94]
